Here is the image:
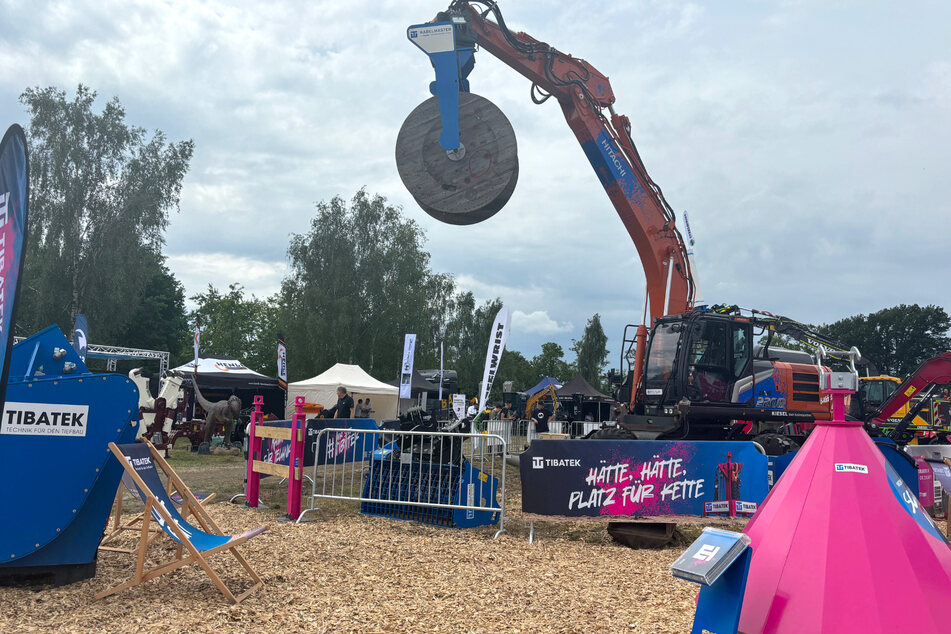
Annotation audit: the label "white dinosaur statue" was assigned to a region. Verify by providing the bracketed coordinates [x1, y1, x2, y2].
[129, 369, 184, 438]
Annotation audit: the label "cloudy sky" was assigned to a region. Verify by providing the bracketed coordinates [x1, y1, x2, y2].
[1, 0, 948, 368]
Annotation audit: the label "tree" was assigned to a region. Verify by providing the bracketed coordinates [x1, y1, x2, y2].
[571, 313, 610, 390]
[443, 292, 503, 397]
[490, 349, 535, 403]
[821, 304, 951, 377]
[18, 84, 193, 343]
[531, 342, 571, 384]
[278, 189, 454, 381]
[189, 284, 276, 375]
[123, 255, 190, 363]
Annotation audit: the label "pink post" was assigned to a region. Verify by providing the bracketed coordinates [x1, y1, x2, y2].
[285, 396, 306, 520]
[245, 395, 264, 508]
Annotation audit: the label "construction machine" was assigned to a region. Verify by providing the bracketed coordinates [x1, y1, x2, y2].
[395, 1, 870, 453]
[524, 384, 559, 420]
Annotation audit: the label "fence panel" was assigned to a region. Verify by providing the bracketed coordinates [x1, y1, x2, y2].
[298, 428, 507, 538]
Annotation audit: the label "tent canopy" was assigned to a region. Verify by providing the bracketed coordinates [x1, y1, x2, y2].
[172, 355, 283, 417]
[173, 355, 279, 391]
[287, 363, 398, 419]
[556, 373, 611, 400]
[525, 376, 563, 396]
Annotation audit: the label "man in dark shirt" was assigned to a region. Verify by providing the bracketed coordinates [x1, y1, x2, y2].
[326, 386, 354, 419]
[532, 401, 551, 434]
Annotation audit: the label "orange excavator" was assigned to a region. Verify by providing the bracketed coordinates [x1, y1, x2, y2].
[396, 1, 874, 453]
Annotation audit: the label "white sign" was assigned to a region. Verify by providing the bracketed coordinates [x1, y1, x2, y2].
[478, 307, 511, 413]
[693, 545, 721, 563]
[452, 394, 466, 420]
[1, 402, 90, 437]
[407, 22, 455, 54]
[834, 463, 869, 474]
[399, 334, 417, 400]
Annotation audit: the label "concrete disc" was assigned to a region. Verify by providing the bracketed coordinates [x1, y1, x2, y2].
[395, 92, 518, 225]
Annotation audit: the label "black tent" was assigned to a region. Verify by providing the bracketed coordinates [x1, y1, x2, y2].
[172, 355, 284, 418]
[556, 373, 611, 400]
[556, 373, 614, 423]
[386, 370, 440, 397]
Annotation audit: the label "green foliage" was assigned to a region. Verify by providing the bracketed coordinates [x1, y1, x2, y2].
[277, 189, 461, 382]
[123, 255, 190, 362]
[571, 313, 610, 391]
[17, 84, 193, 357]
[189, 284, 277, 375]
[489, 349, 534, 403]
[531, 342, 571, 384]
[820, 304, 951, 377]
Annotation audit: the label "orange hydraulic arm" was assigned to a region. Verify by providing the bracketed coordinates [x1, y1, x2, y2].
[873, 352, 951, 429]
[451, 1, 696, 320]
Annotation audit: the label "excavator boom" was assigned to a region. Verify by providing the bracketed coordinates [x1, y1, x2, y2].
[871, 352, 951, 431]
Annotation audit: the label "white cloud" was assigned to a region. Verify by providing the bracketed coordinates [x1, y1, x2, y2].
[165, 253, 285, 303]
[512, 310, 573, 336]
[1, 0, 948, 359]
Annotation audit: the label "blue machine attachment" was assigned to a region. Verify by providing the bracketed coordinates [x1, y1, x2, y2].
[407, 17, 475, 153]
[0, 326, 140, 584]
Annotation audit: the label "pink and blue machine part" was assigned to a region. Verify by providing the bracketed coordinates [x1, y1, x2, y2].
[737, 356, 951, 633]
[0, 326, 140, 584]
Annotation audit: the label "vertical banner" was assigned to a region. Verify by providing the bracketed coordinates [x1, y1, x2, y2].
[72, 313, 89, 361]
[0, 125, 29, 411]
[399, 334, 417, 400]
[277, 335, 288, 409]
[478, 306, 511, 413]
[193, 319, 201, 367]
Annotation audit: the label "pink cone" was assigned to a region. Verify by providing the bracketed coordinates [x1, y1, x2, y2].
[739, 413, 951, 633]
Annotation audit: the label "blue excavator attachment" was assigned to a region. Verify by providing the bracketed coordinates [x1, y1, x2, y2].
[0, 325, 140, 585]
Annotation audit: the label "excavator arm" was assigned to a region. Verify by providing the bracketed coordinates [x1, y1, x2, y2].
[411, 1, 697, 320]
[870, 352, 951, 437]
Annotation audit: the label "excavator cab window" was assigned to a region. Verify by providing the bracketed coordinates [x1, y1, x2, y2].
[644, 322, 681, 400]
[732, 324, 751, 378]
[686, 321, 731, 402]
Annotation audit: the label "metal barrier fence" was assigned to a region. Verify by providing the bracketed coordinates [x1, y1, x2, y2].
[298, 428, 507, 538]
[482, 419, 605, 452]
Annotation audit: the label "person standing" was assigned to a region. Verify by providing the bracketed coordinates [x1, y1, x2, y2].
[467, 398, 478, 419]
[325, 386, 354, 419]
[361, 397, 373, 418]
[532, 400, 551, 434]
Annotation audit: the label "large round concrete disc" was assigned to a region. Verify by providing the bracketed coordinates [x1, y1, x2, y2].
[395, 92, 518, 225]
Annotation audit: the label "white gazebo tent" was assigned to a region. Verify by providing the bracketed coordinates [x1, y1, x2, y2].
[286, 363, 399, 419]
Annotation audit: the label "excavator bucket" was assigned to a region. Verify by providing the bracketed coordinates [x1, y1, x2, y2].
[607, 521, 680, 549]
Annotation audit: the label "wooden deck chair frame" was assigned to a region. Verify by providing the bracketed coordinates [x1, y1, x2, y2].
[100, 472, 217, 554]
[96, 439, 265, 604]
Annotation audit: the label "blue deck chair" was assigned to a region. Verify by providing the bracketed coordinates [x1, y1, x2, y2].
[95, 440, 266, 604]
[100, 471, 217, 555]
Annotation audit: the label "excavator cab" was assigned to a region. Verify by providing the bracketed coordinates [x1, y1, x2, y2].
[625, 308, 831, 444]
[642, 312, 752, 409]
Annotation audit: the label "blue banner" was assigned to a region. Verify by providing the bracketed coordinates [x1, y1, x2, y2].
[73, 313, 89, 361]
[520, 440, 769, 517]
[0, 125, 29, 409]
[260, 418, 380, 469]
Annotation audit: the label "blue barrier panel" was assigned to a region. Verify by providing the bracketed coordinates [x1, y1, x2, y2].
[360, 459, 500, 528]
[520, 440, 769, 517]
[261, 418, 380, 468]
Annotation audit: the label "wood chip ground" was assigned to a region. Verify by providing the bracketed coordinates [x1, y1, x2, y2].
[0, 453, 768, 633]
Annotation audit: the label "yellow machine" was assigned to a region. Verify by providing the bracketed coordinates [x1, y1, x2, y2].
[858, 375, 928, 431]
[525, 384, 559, 419]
